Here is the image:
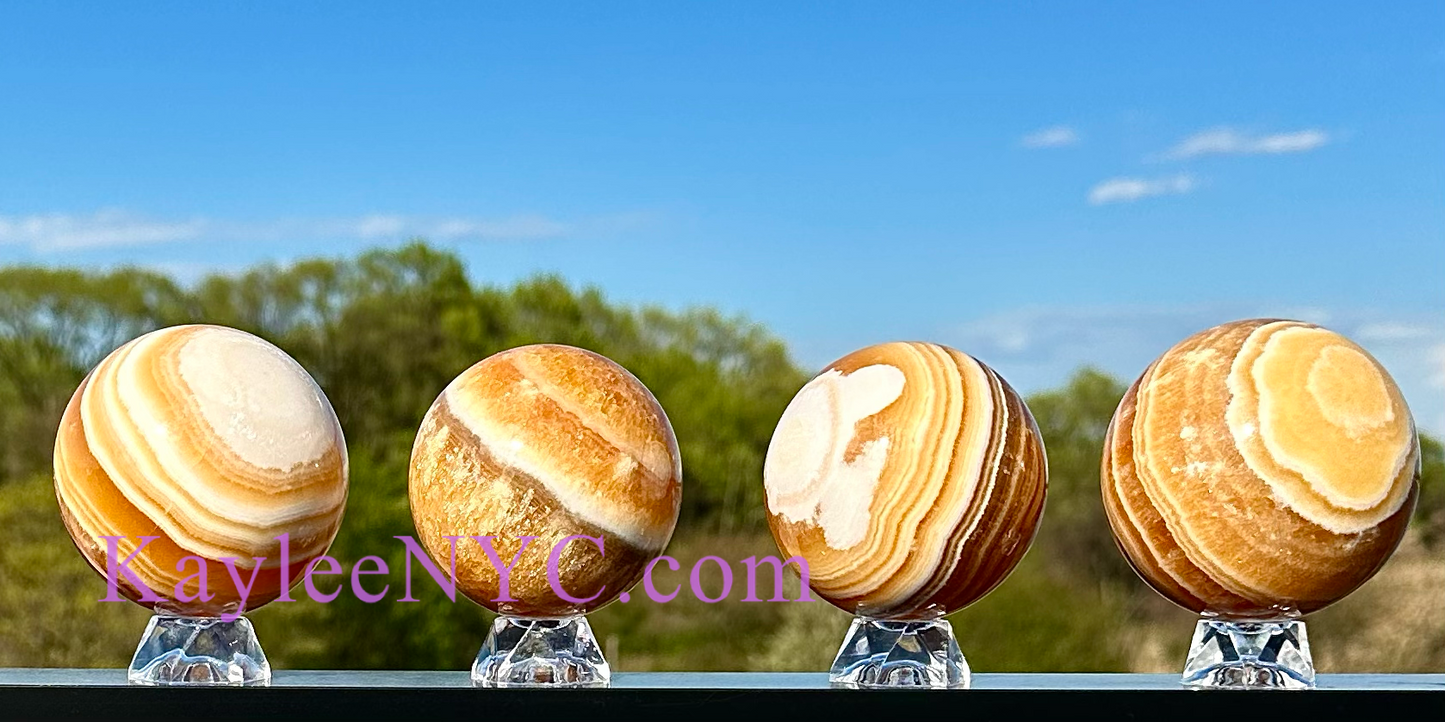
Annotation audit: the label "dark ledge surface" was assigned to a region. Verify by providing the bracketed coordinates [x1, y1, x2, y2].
[2, 670, 1442, 720]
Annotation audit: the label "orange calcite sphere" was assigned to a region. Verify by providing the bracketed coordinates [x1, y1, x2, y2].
[763, 342, 1047, 619]
[408, 344, 682, 617]
[53, 325, 348, 616]
[1102, 319, 1419, 616]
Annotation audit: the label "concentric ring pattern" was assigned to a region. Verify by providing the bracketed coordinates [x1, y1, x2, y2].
[764, 341, 1047, 618]
[54, 324, 348, 616]
[1102, 319, 1419, 616]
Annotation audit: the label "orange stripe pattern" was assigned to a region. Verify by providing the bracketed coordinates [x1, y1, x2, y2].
[764, 342, 1047, 619]
[54, 325, 348, 616]
[408, 344, 682, 616]
[1102, 319, 1418, 616]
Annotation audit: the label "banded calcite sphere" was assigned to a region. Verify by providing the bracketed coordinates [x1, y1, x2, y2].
[763, 342, 1047, 619]
[53, 324, 349, 616]
[408, 344, 682, 617]
[1102, 319, 1419, 616]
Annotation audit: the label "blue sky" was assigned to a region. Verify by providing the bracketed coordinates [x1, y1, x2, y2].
[2, 2, 1443, 432]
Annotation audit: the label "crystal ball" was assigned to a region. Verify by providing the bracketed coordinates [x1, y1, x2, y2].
[53, 324, 349, 616]
[763, 341, 1047, 618]
[408, 344, 682, 616]
[1102, 319, 1419, 616]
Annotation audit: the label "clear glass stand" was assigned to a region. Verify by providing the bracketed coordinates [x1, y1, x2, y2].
[128, 614, 270, 686]
[471, 615, 610, 688]
[829, 616, 970, 689]
[1181, 617, 1314, 689]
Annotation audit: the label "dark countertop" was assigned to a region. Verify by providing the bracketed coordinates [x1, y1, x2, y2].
[2, 670, 1442, 720]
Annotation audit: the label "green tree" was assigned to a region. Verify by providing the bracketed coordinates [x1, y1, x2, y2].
[1025, 368, 1135, 586]
[0, 266, 191, 484]
[4, 245, 1442, 674]
[1415, 434, 1445, 547]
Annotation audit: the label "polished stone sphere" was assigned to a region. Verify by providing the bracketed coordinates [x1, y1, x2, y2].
[1102, 319, 1419, 616]
[763, 341, 1047, 619]
[54, 324, 348, 616]
[408, 344, 682, 617]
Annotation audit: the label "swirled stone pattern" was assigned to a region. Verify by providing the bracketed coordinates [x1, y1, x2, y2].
[1102, 319, 1419, 616]
[408, 344, 682, 617]
[54, 324, 348, 616]
[764, 342, 1047, 619]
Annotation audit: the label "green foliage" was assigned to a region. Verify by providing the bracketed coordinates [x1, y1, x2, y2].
[0, 335, 78, 482]
[0, 473, 148, 666]
[0, 243, 812, 670]
[0, 265, 189, 483]
[949, 552, 1133, 671]
[2, 243, 1441, 672]
[1415, 435, 1445, 547]
[1025, 368, 1136, 586]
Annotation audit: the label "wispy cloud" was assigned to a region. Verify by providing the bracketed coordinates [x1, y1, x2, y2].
[1162, 127, 1330, 160]
[1088, 174, 1196, 205]
[951, 304, 1223, 365]
[944, 304, 1445, 435]
[1357, 322, 1437, 343]
[1431, 344, 1445, 390]
[0, 208, 648, 252]
[1020, 125, 1079, 149]
[1426, 343, 1445, 434]
[131, 260, 245, 285]
[0, 209, 207, 251]
[341, 213, 571, 242]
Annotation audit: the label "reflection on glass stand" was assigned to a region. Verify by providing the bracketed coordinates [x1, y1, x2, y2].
[830, 616, 969, 689]
[472, 616, 610, 688]
[128, 614, 270, 687]
[1181, 617, 1314, 690]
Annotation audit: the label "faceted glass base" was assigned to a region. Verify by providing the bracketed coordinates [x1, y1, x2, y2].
[472, 615, 610, 688]
[829, 616, 970, 689]
[1181, 617, 1314, 690]
[128, 615, 270, 686]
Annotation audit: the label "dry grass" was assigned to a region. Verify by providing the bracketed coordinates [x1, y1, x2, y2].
[1117, 532, 1445, 673]
[4, 472, 1443, 674]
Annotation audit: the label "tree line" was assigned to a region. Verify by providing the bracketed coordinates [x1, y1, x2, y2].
[1, 242, 1440, 670]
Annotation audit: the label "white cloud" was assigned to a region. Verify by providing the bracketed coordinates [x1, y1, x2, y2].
[1163, 127, 1330, 160]
[0, 209, 207, 251]
[1431, 344, 1445, 390]
[353, 214, 408, 238]
[1088, 174, 1196, 205]
[423, 214, 569, 241]
[134, 261, 243, 285]
[944, 305, 1445, 436]
[1429, 343, 1445, 435]
[1358, 322, 1436, 342]
[0, 209, 649, 252]
[1020, 125, 1079, 149]
[951, 304, 1223, 364]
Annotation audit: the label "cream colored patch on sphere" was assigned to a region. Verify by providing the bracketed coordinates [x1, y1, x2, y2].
[764, 363, 905, 550]
[1307, 345, 1394, 435]
[178, 326, 339, 473]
